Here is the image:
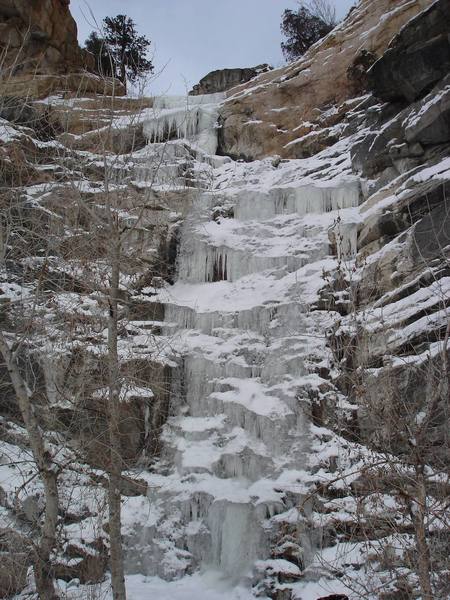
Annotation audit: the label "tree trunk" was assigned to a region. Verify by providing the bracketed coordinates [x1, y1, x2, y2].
[0, 333, 59, 599]
[120, 61, 127, 94]
[412, 469, 433, 600]
[34, 469, 59, 599]
[120, 26, 127, 94]
[107, 239, 127, 600]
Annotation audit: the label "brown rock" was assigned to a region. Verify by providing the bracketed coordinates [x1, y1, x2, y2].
[55, 540, 108, 584]
[0, 1, 125, 98]
[0, 0, 83, 75]
[0, 72, 125, 99]
[189, 65, 271, 96]
[219, 0, 434, 160]
[57, 118, 146, 154]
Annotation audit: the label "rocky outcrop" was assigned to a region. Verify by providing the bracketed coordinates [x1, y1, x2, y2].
[0, 0, 124, 97]
[351, 0, 450, 185]
[0, 0, 82, 74]
[327, 0, 450, 473]
[351, 75, 450, 181]
[368, 0, 450, 102]
[0, 73, 125, 100]
[189, 64, 271, 96]
[218, 0, 434, 160]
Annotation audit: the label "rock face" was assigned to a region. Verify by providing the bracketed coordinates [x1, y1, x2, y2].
[0, 0, 124, 97]
[331, 0, 450, 487]
[218, 0, 434, 160]
[351, 73, 450, 179]
[368, 0, 450, 102]
[189, 65, 271, 96]
[0, 0, 83, 75]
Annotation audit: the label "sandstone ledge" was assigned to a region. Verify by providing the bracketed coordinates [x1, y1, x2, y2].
[0, 72, 126, 99]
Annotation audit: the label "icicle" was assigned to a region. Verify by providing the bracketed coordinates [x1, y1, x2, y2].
[234, 181, 361, 220]
[143, 94, 225, 155]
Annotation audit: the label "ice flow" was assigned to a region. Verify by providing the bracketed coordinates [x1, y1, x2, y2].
[123, 93, 361, 587]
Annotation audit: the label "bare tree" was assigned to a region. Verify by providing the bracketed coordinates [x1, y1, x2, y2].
[0, 333, 59, 599]
[104, 179, 127, 600]
[1, 20, 208, 599]
[302, 0, 337, 28]
[0, 41, 62, 599]
[54, 67, 182, 599]
[315, 208, 450, 599]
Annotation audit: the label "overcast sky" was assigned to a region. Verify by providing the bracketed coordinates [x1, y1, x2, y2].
[71, 0, 357, 95]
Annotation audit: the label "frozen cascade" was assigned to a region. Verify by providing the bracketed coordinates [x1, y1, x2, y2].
[232, 183, 361, 221]
[207, 501, 269, 579]
[177, 238, 328, 283]
[125, 92, 362, 588]
[143, 93, 225, 155]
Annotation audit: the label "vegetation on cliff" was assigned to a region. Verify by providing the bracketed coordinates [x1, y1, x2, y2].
[85, 15, 154, 94]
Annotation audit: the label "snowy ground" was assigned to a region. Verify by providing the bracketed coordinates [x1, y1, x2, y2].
[59, 572, 266, 600]
[57, 571, 354, 600]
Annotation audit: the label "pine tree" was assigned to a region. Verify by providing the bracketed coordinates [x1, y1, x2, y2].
[85, 31, 115, 78]
[103, 15, 153, 93]
[85, 15, 154, 93]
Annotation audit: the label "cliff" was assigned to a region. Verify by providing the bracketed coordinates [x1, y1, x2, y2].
[218, 0, 434, 160]
[0, 0, 124, 97]
[0, 0, 449, 599]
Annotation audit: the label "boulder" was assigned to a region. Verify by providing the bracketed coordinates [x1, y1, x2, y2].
[55, 545, 108, 584]
[368, 0, 450, 102]
[189, 65, 271, 96]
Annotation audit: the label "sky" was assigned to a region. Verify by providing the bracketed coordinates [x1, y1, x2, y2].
[71, 0, 357, 95]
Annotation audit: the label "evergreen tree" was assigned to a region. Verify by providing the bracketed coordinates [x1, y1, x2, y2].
[85, 15, 154, 93]
[85, 31, 115, 78]
[281, 1, 335, 62]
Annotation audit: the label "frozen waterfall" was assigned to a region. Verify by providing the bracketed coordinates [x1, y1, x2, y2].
[125, 91, 362, 594]
[143, 93, 225, 155]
